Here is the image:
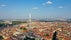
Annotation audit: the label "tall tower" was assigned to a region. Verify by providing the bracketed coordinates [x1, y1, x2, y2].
[29, 13, 32, 28]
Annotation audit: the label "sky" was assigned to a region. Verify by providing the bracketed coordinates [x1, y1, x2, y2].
[0, 0, 71, 19]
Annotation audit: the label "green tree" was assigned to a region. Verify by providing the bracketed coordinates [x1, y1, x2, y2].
[0, 36, 3, 40]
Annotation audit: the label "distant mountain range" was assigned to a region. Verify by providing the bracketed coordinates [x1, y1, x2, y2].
[35, 18, 71, 22]
[0, 19, 71, 22]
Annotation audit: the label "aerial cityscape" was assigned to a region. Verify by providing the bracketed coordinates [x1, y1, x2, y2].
[0, 0, 71, 40]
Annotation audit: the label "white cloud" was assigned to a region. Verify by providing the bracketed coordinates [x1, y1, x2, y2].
[32, 7, 38, 10]
[58, 6, 64, 8]
[46, 1, 53, 4]
[42, 1, 53, 6]
[42, 3, 46, 5]
[0, 4, 7, 7]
